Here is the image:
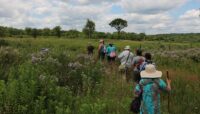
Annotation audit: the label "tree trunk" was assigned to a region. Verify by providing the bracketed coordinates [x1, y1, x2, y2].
[118, 30, 120, 39]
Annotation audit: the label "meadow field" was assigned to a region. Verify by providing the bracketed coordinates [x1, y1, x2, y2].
[0, 37, 199, 114]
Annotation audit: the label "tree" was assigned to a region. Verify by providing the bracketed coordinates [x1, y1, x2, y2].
[42, 28, 51, 36]
[64, 29, 80, 38]
[109, 18, 128, 38]
[83, 19, 95, 39]
[0, 26, 7, 37]
[139, 33, 146, 41]
[25, 27, 32, 36]
[53, 26, 61, 37]
[32, 28, 38, 38]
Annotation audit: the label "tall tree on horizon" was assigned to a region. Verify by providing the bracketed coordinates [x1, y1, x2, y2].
[53, 26, 61, 38]
[25, 27, 32, 36]
[83, 19, 95, 39]
[32, 28, 38, 38]
[109, 18, 128, 38]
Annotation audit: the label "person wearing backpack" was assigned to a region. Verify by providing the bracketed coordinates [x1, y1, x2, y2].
[118, 45, 134, 82]
[106, 43, 117, 62]
[133, 64, 171, 114]
[132, 48, 145, 83]
[139, 53, 155, 72]
[98, 39, 106, 61]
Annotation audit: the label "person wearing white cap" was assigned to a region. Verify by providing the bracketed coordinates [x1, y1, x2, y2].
[118, 45, 134, 82]
[134, 64, 171, 114]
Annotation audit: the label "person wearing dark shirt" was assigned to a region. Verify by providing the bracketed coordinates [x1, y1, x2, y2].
[87, 42, 94, 56]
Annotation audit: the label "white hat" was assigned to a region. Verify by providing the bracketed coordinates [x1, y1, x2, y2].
[124, 45, 130, 50]
[140, 64, 162, 78]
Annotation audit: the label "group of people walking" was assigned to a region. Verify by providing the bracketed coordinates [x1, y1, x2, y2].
[87, 39, 117, 62]
[87, 39, 172, 114]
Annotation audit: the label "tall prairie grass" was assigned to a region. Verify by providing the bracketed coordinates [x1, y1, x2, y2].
[0, 37, 199, 114]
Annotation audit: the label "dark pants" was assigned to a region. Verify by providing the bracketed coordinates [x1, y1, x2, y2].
[133, 70, 141, 83]
[107, 56, 116, 62]
[99, 52, 105, 60]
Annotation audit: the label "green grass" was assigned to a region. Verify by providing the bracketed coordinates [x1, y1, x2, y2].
[0, 37, 199, 114]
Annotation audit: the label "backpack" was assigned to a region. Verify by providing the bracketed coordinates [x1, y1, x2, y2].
[130, 84, 142, 113]
[136, 57, 144, 71]
[139, 60, 153, 72]
[133, 57, 144, 83]
[110, 52, 116, 57]
[100, 45, 106, 53]
[130, 96, 141, 113]
[109, 47, 116, 57]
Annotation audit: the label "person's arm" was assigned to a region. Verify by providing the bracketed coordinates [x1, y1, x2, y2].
[106, 47, 110, 55]
[132, 57, 137, 69]
[166, 78, 171, 91]
[118, 52, 124, 59]
[98, 44, 101, 53]
[159, 79, 171, 92]
[134, 84, 142, 97]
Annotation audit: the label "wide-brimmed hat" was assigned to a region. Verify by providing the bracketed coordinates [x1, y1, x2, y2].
[140, 64, 162, 78]
[124, 45, 130, 50]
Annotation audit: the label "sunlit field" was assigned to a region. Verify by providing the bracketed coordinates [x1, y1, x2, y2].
[0, 37, 199, 114]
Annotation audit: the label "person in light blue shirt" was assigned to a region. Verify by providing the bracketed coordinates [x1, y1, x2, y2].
[135, 64, 171, 114]
[106, 43, 117, 62]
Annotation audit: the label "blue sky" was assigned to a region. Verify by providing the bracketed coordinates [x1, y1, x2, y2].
[170, 0, 200, 18]
[0, 0, 199, 34]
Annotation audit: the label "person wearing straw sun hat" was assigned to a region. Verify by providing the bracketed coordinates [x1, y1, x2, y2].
[134, 64, 171, 114]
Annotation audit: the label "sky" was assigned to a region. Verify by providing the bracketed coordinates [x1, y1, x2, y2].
[0, 0, 200, 34]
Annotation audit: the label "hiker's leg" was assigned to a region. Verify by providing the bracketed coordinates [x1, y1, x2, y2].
[133, 70, 139, 83]
[125, 68, 129, 82]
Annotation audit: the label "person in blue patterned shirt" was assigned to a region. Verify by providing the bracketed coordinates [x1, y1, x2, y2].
[135, 64, 171, 114]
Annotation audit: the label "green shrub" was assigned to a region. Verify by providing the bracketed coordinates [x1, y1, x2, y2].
[0, 47, 21, 81]
[0, 39, 9, 46]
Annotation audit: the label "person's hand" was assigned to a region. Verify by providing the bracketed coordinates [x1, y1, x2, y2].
[166, 78, 171, 91]
[166, 78, 171, 84]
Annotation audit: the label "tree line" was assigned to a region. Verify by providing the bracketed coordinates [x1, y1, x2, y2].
[0, 18, 146, 41]
[0, 18, 199, 42]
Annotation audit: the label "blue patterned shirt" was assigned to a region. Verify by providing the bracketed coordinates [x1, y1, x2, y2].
[135, 78, 168, 114]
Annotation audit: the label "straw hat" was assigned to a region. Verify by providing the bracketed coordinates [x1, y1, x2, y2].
[124, 45, 130, 50]
[99, 39, 104, 43]
[140, 64, 162, 78]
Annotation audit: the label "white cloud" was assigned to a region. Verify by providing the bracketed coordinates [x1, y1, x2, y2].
[180, 9, 200, 19]
[0, 0, 199, 34]
[68, 0, 120, 5]
[120, 0, 188, 14]
[172, 9, 200, 33]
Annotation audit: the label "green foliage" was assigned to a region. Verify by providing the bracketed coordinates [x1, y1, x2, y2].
[0, 39, 9, 46]
[0, 26, 7, 37]
[53, 26, 61, 38]
[42, 28, 51, 36]
[109, 18, 128, 38]
[0, 38, 199, 114]
[32, 28, 38, 38]
[83, 19, 95, 39]
[0, 47, 21, 81]
[1, 25, 200, 42]
[25, 27, 32, 36]
[64, 29, 81, 38]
